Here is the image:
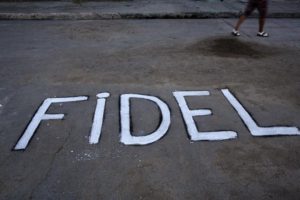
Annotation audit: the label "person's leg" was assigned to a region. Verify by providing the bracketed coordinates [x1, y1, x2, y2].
[235, 15, 247, 31]
[257, 0, 268, 36]
[258, 16, 265, 32]
[232, 0, 254, 36]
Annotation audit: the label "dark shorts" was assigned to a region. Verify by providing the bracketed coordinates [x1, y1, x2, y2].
[244, 0, 268, 17]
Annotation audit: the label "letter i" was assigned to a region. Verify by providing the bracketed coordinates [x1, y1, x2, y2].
[89, 93, 110, 144]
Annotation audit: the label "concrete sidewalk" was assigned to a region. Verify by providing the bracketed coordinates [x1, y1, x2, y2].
[0, 0, 300, 20]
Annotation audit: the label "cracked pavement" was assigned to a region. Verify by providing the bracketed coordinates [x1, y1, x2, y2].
[0, 19, 300, 199]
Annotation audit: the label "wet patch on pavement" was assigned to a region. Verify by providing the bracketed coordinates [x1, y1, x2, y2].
[188, 37, 279, 59]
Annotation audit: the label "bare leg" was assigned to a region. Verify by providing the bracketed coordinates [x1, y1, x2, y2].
[235, 15, 247, 31]
[258, 16, 265, 32]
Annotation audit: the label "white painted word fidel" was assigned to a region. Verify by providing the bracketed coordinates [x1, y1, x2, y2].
[14, 89, 300, 150]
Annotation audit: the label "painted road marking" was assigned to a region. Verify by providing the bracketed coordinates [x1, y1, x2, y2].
[120, 94, 171, 145]
[173, 91, 237, 141]
[89, 93, 110, 144]
[222, 89, 300, 136]
[13, 89, 300, 150]
[14, 96, 88, 150]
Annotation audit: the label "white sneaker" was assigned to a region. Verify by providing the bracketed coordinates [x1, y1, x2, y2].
[232, 29, 240, 36]
[257, 31, 269, 37]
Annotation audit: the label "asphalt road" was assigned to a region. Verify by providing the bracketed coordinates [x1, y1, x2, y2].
[0, 19, 300, 200]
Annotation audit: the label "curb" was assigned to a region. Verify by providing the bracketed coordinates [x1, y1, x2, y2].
[0, 12, 300, 20]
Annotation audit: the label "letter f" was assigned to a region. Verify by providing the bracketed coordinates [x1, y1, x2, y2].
[14, 96, 88, 150]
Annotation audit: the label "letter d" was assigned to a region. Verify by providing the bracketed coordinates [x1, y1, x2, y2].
[120, 94, 171, 145]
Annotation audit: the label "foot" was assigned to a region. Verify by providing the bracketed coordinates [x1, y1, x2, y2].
[232, 29, 240, 36]
[257, 31, 269, 37]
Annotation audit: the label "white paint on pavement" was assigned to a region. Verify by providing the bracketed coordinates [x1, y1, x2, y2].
[14, 96, 88, 150]
[89, 92, 110, 144]
[12, 89, 300, 151]
[173, 91, 237, 141]
[120, 94, 171, 145]
[221, 89, 300, 136]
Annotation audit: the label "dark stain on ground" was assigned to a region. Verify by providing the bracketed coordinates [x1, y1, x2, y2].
[189, 37, 278, 59]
